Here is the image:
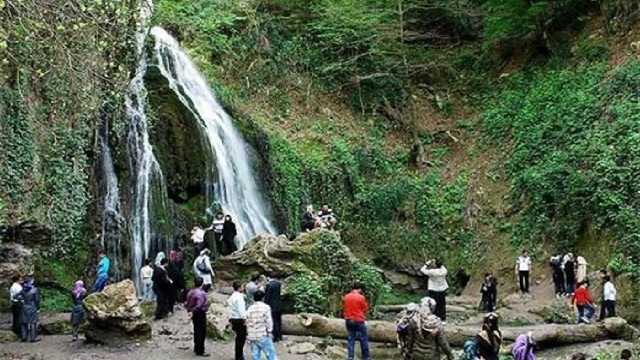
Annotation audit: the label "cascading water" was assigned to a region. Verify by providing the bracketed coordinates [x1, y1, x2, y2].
[98, 115, 124, 280]
[126, 0, 171, 291]
[151, 27, 277, 248]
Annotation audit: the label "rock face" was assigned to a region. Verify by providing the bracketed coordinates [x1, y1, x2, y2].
[206, 293, 230, 340]
[215, 233, 299, 280]
[0, 242, 33, 311]
[83, 280, 151, 345]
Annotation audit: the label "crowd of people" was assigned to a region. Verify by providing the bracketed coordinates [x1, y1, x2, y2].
[191, 212, 238, 258]
[301, 204, 338, 231]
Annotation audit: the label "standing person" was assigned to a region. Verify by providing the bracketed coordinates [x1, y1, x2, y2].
[576, 256, 588, 284]
[140, 259, 154, 301]
[93, 250, 111, 292]
[564, 254, 576, 296]
[246, 290, 278, 360]
[20, 277, 40, 342]
[476, 313, 502, 360]
[603, 275, 617, 318]
[222, 215, 238, 255]
[168, 255, 186, 305]
[572, 281, 595, 323]
[170, 243, 185, 271]
[211, 212, 225, 253]
[550, 255, 565, 297]
[191, 226, 206, 257]
[193, 249, 214, 292]
[480, 273, 497, 312]
[515, 250, 532, 295]
[153, 258, 173, 320]
[512, 332, 537, 360]
[227, 281, 247, 360]
[342, 282, 370, 360]
[598, 269, 609, 321]
[185, 277, 210, 357]
[264, 277, 283, 342]
[70, 280, 87, 341]
[9, 274, 23, 337]
[396, 298, 454, 360]
[301, 205, 317, 232]
[420, 259, 449, 321]
[245, 273, 261, 306]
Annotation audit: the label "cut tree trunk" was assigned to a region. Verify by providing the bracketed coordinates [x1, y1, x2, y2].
[282, 314, 638, 349]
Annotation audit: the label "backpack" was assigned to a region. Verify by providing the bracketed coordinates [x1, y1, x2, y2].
[196, 258, 211, 274]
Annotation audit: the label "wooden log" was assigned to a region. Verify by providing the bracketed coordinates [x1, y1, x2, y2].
[282, 314, 639, 349]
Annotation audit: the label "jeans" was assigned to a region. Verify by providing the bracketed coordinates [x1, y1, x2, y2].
[230, 319, 247, 360]
[604, 300, 616, 318]
[192, 311, 207, 355]
[93, 274, 109, 292]
[577, 304, 595, 323]
[519, 271, 530, 293]
[141, 279, 154, 301]
[346, 320, 370, 360]
[249, 336, 278, 360]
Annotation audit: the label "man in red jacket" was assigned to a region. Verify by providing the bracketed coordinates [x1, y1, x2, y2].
[343, 282, 370, 360]
[573, 281, 595, 323]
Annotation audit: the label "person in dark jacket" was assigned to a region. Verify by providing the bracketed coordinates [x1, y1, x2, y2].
[476, 313, 502, 360]
[167, 257, 186, 307]
[222, 215, 238, 255]
[20, 277, 40, 342]
[70, 280, 87, 341]
[550, 255, 565, 297]
[480, 273, 497, 312]
[264, 277, 283, 342]
[564, 254, 576, 295]
[153, 258, 173, 320]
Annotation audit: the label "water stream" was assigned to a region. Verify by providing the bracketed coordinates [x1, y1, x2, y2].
[151, 27, 277, 249]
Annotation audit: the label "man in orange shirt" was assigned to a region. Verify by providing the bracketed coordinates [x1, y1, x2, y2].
[573, 281, 595, 323]
[343, 282, 370, 360]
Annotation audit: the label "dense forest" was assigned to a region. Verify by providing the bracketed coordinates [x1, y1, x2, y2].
[1, 0, 640, 320]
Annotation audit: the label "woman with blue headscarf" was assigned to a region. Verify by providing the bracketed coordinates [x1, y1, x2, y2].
[20, 277, 40, 342]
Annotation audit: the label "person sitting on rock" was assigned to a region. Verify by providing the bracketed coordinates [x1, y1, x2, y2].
[70, 280, 87, 341]
[475, 313, 502, 360]
[186, 277, 210, 357]
[301, 205, 317, 232]
[319, 205, 337, 229]
[396, 298, 454, 360]
[93, 250, 110, 292]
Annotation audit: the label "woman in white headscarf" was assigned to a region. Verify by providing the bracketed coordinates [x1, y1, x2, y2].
[193, 249, 214, 292]
[396, 297, 454, 360]
[154, 251, 166, 267]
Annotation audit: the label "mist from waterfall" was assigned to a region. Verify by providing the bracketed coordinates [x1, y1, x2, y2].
[151, 27, 277, 249]
[126, 0, 171, 291]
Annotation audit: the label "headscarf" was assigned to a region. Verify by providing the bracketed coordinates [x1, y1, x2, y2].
[72, 280, 87, 299]
[199, 248, 210, 257]
[22, 278, 34, 292]
[512, 334, 536, 360]
[155, 251, 166, 267]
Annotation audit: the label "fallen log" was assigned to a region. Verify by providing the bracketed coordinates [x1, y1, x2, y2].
[282, 314, 638, 349]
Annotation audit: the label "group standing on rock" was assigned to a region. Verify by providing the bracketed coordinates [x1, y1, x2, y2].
[301, 204, 338, 232]
[192, 211, 239, 259]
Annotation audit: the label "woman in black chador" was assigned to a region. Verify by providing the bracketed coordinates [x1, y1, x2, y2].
[222, 215, 238, 255]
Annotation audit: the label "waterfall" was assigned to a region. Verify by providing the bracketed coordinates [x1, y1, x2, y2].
[98, 115, 123, 280]
[126, 0, 171, 291]
[150, 27, 277, 248]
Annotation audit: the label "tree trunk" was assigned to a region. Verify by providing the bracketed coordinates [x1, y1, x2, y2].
[282, 314, 638, 349]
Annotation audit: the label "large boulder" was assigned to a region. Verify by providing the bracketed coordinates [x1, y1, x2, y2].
[83, 280, 151, 345]
[206, 292, 230, 340]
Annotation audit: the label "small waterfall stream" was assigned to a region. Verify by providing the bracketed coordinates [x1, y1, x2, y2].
[126, 0, 171, 291]
[151, 27, 277, 248]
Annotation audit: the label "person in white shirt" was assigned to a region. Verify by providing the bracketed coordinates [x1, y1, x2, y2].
[602, 275, 617, 318]
[227, 281, 247, 360]
[576, 256, 588, 283]
[193, 249, 214, 292]
[140, 259, 154, 301]
[191, 226, 205, 257]
[211, 212, 225, 255]
[515, 250, 532, 294]
[420, 259, 449, 321]
[9, 274, 23, 336]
